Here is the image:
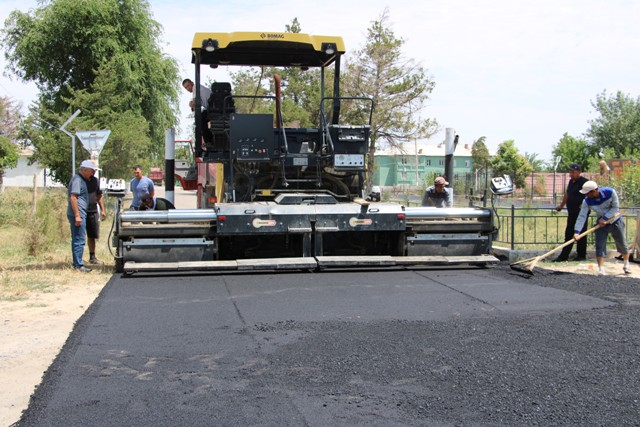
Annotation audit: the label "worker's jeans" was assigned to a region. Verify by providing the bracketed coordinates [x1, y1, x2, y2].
[594, 218, 628, 257]
[67, 214, 87, 268]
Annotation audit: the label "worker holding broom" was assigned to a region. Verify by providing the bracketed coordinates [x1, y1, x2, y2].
[573, 181, 630, 276]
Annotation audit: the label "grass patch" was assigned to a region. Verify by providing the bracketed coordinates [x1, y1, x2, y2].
[0, 188, 113, 301]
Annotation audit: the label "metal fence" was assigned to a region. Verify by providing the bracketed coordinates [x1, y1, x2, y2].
[494, 205, 640, 251]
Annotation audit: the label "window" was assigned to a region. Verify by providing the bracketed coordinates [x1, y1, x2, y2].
[425, 159, 431, 166]
[438, 159, 444, 166]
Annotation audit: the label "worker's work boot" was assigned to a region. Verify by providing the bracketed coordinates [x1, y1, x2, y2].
[89, 257, 104, 265]
[74, 266, 92, 273]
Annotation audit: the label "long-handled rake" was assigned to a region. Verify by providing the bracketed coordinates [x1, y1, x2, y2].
[510, 213, 621, 275]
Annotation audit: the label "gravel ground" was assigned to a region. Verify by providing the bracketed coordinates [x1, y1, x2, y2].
[14, 259, 640, 426]
[249, 261, 640, 426]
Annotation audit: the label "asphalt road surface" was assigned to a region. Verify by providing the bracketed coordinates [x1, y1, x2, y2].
[16, 264, 640, 426]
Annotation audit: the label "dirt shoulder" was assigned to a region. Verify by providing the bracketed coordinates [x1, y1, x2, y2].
[538, 253, 640, 278]
[0, 277, 107, 425]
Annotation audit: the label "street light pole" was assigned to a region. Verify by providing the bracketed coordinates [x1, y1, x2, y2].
[414, 138, 419, 185]
[60, 109, 81, 176]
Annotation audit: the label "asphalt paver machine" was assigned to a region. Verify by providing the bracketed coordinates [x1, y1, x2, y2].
[113, 31, 499, 273]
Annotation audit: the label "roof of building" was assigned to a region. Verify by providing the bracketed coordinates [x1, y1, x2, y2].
[375, 141, 474, 157]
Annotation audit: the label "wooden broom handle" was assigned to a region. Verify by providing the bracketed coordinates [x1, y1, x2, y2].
[539, 213, 621, 260]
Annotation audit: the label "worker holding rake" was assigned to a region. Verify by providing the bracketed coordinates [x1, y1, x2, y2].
[574, 181, 631, 276]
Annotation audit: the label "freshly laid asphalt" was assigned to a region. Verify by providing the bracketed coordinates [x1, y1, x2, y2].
[16, 263, 640, 426]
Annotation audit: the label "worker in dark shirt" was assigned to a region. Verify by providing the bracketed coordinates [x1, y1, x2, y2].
[422, 176, 452, 208]
[140, 193, 175, 210]
[85, 164, 106, 265]
[554, 163, 589, 261]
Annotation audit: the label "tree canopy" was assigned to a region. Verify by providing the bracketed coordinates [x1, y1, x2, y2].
[229, 18, 328, 128]
[587, 90, 640, 158]
[471, 137, 490, 171]
[0, 97, 22, 187]
[551, 133, 595, 172]
[343, 8, 438, 188]
[490, 140, 533, 188]
[1, 0, 180, 184]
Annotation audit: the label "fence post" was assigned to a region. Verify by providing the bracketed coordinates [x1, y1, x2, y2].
[32, 174, 38, 215]
[511, 204, 515, 250]
[531, 171, 534, 200]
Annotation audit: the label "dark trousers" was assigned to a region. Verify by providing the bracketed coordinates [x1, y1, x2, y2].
[558, 210, 588, 259]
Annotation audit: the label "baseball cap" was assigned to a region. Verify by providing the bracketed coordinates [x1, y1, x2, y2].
[434, 176, 449, 186]
[80, 159, 101, 171]
[579, 180, 598, 194]
[568, 163, 582, 171]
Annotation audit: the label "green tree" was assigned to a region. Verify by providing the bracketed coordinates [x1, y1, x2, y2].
[587, 90, 640, 157]
[551, 132, 595, 173]
[523, 152, 545, 172]
[617, 163, 640, 206]
[229, 68, 275, 115]
[1, 0, 179, 184]
[490, 140, 533, 188]
[342, 8, 438, 188]
[471, 137, 490, 171]
[0, 97, 22, 187]
[0, 137, 20, 188]
[229, 18, 327, 128]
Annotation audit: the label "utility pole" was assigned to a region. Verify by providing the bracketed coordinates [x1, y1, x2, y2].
[415, 138, 419, 185]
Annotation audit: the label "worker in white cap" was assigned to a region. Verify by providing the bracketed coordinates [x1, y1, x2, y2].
[574, 180, 630, 275]
[66, 160, 100, 272]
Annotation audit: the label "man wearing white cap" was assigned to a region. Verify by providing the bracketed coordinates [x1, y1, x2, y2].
[66, 160, 99, 272]
[422, 176, 452, 208]
[573, 180, 630, 275]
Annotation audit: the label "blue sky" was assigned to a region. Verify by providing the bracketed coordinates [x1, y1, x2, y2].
[2, 0, 639, 162]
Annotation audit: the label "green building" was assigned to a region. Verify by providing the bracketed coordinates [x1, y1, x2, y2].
[373, 142, 475, 187]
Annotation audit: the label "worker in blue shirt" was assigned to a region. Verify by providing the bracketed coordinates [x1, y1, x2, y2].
[573, 181, 630, 276]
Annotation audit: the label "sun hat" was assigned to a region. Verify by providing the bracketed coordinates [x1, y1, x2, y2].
[579, 180, 598, 194]
[79, 159, 100, 170]
[434, 176, 449, 186]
